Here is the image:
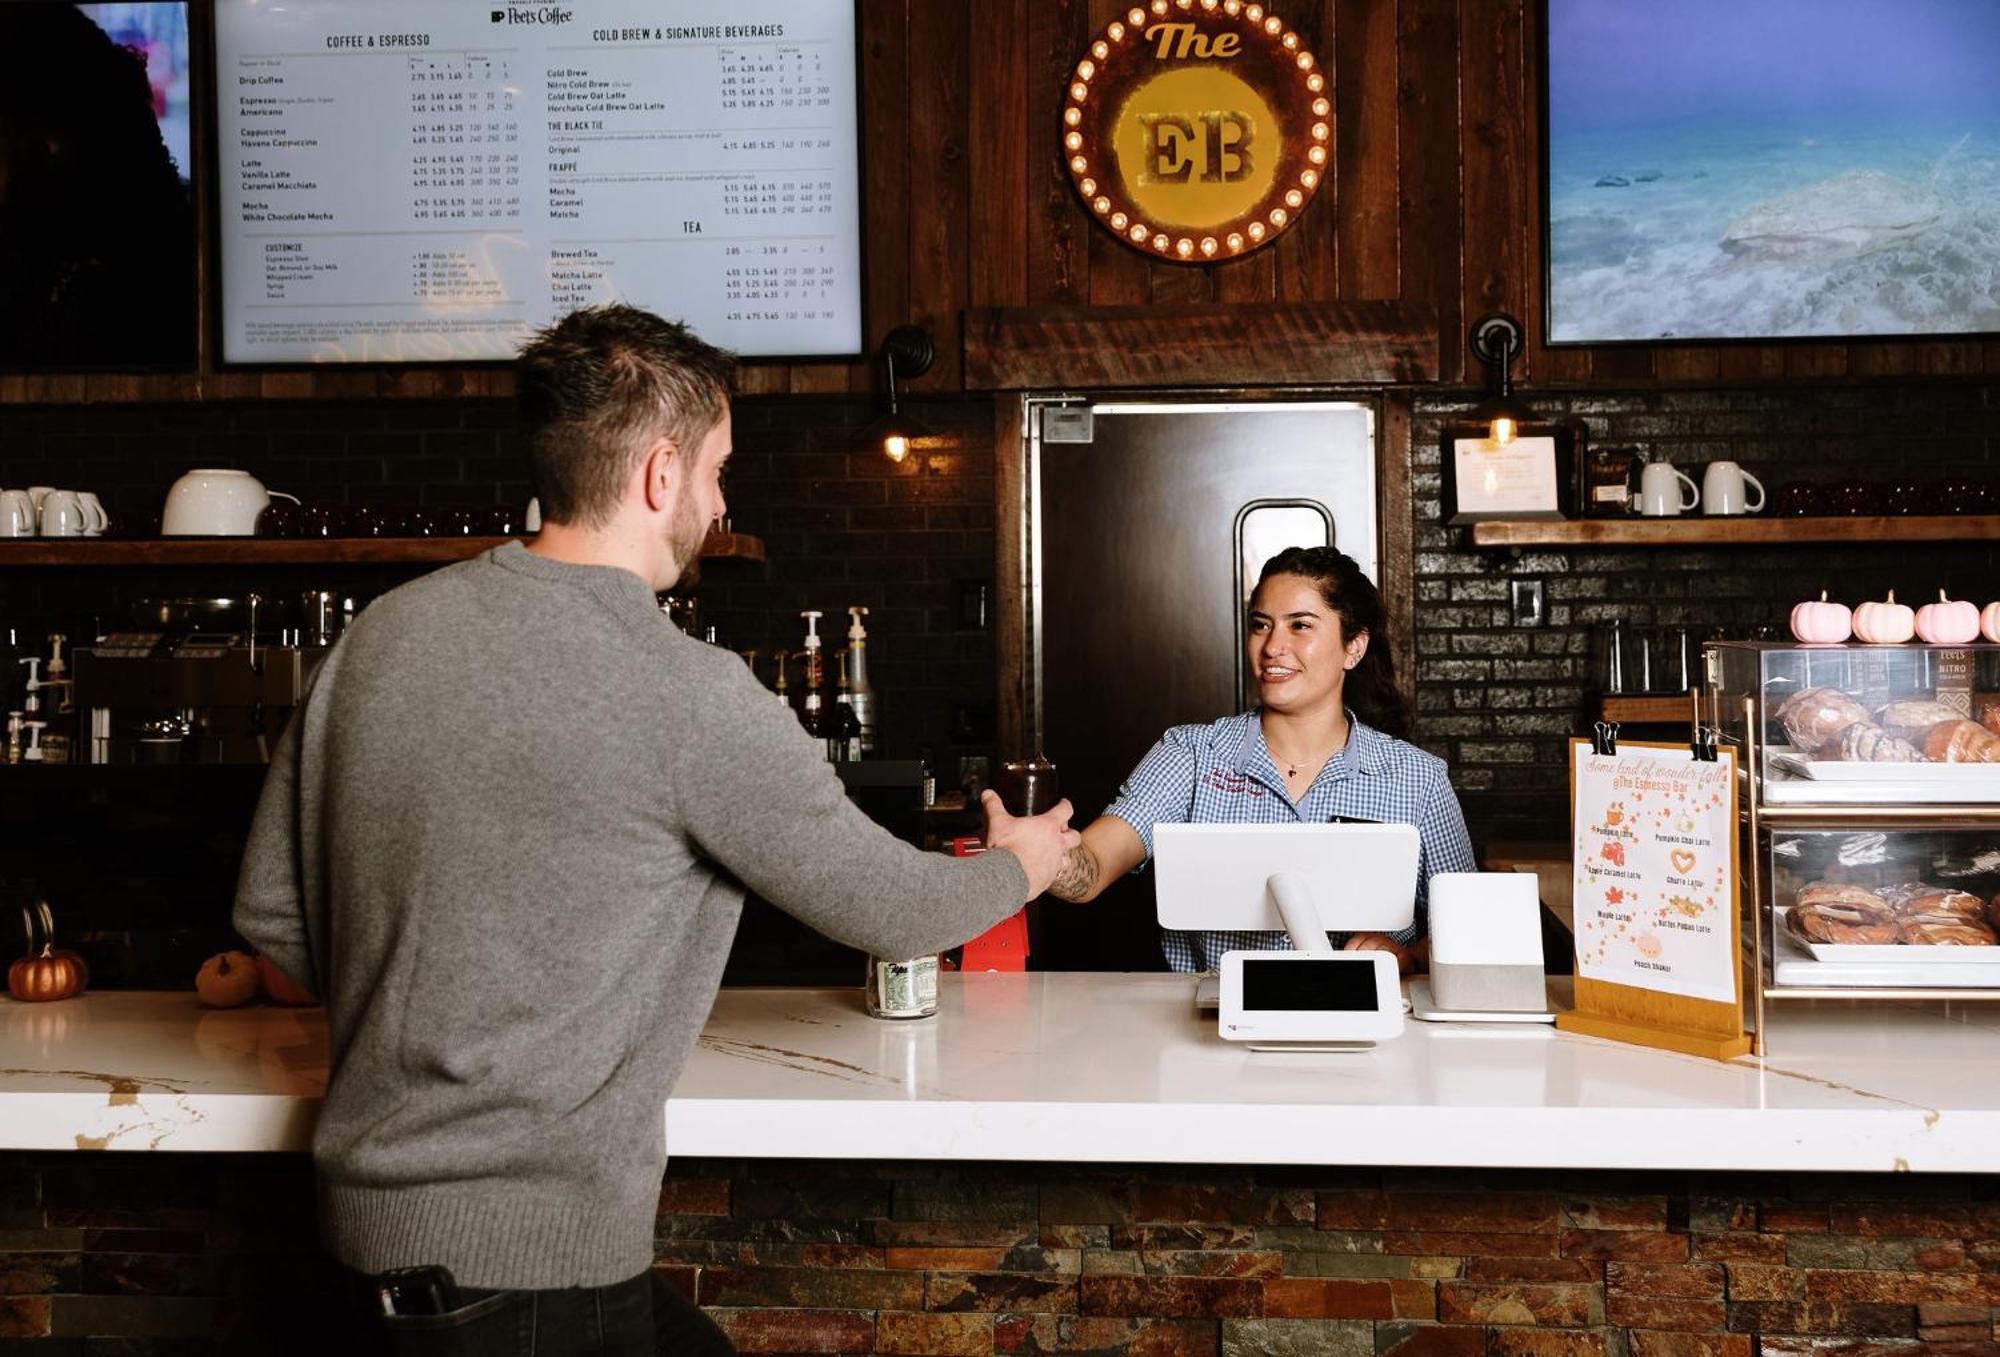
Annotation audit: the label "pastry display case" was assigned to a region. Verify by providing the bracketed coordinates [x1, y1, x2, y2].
[1701, 642, 2000, 1052]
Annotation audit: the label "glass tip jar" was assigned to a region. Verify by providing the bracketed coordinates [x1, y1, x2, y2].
[864, 954, 940, 1020]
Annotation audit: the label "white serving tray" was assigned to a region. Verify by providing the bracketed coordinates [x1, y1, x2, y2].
[1772, 925, 2000, 989]
[1779, 908, 1998, 964]
[1764, 749, 2000, 804]
[1769, 750, 2000, 783]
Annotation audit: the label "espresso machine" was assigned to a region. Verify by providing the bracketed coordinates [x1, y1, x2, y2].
[71, 592, 344, 764]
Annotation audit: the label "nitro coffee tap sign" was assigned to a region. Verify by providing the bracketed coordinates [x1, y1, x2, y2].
[1064, 0, 1328, 261]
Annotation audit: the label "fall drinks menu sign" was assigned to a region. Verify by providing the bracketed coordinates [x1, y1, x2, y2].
[1571, 744, 1739, 1005]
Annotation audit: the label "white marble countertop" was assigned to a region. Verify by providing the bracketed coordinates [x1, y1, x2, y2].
[4, 975, 1998, 1171]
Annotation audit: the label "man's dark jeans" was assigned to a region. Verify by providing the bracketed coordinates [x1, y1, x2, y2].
[353, 1267, 734, 1355]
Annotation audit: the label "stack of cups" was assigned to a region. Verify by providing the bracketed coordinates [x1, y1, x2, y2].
[0, 487, 108, 537]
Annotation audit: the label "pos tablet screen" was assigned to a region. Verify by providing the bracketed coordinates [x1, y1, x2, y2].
[1153, 823, 1420, 936]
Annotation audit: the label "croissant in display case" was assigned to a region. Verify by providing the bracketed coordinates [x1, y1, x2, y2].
[1922, 719, 2000, 763]
[1788, 879, 1999, 947]
[1896, 887, 1985, 921]
[1874, 700, 1965, 743]
[1816, 722, 1922, 763]
[1787, 900, 1899, 946]
[1777, 687, 1872, 750]
[1897, 914, 1998, 946]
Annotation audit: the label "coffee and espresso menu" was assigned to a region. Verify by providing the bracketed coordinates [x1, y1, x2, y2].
[214, 1, 861, 363]
[1571, 744, 1739, 1005]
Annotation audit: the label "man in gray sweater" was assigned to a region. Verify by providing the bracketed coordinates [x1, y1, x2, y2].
[233, 305, 1078, 1354]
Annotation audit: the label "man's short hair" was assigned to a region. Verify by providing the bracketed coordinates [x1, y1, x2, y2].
[516, 306, 737, 527]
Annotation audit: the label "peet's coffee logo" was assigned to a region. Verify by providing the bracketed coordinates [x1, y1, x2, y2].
[1064, 0, 1328, 262]
[490, 6, 575, 25]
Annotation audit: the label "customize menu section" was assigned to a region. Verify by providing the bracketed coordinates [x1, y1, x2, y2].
[214, 1, 861, 364]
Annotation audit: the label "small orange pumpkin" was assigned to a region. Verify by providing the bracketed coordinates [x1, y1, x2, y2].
[1853, 590, 1915, 645]
[196, 951, 260, 1008]
[1915, 590, 1980, 645]
[9, 902, 86, 1004]
[1981, 601, 2000, 644]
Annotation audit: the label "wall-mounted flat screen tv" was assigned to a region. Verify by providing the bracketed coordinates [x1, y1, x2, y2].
[1545, 0, 2000, 344]
[0, 1, 195, 370]
[211, 0, 863, 365]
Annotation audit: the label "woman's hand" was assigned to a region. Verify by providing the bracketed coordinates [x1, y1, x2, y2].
[979, 791, 1082, 901]
[1341, 931, 1418, 975]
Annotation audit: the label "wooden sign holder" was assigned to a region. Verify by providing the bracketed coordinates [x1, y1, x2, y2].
[1556, 725, 1752, 1061]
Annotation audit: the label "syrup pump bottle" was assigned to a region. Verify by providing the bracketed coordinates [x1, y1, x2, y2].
[772, 650, 792, 710]
[797, 611, 826, 738]
[845, 607, 876, 755]
[827, 652, 863, 763]
[39, 635, 73, 766]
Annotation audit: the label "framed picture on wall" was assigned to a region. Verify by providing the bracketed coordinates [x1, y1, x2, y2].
[1543, 0, 2000, 345]
[1440, 420, 1582, 525]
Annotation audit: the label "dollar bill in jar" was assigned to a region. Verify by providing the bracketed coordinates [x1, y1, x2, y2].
[864, 954, 940, 1019]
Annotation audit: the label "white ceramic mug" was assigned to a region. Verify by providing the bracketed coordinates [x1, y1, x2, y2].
[1701, 460, 1765, 515]
[77, 492, 108, 537]
[38, 489, 84, 538]
[0, 490, 34, 538]
[1636, 461, 1700, 516]
[25, 486, 53, 515]
[161, 469, 279, 536]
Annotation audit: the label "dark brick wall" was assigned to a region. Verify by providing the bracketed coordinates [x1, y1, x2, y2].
[2, 1152, 1996, 1352]
[3, 382, 1997, 972]
[1409, 385, 2000, 848]
[0, 395, 993, 985]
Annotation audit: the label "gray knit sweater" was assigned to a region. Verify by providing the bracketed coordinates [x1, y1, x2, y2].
[233, 543, 1028, 1290]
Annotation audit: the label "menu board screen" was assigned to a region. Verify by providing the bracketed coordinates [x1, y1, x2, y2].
[1, 2, 195, 371]
[212, 1, 862, 364]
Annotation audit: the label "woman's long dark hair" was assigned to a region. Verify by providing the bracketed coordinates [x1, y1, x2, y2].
[1254, 546, 1410, 738]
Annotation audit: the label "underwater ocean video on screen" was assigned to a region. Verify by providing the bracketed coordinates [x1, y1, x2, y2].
[1546, 0, 2000, 343]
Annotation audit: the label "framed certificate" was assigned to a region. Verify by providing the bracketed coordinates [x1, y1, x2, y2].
[1440, 420, 1581, 524]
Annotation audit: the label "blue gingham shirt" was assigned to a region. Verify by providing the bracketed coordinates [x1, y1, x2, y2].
[1104, 710, 1476, 972]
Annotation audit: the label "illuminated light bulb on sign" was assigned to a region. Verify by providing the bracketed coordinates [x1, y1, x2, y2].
[1490, 416, 1517, 448]
[884, 433, 910, 464]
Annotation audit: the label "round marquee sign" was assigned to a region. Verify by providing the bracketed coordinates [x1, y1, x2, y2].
[1063, 0, 1328, 263]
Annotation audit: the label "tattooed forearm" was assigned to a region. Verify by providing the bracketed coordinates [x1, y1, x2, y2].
[1047, 843, 1100, 901]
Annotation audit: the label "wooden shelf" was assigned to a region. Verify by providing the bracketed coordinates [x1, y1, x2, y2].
[1597, 694, 1696, 724]
[0, 531, 765, 568]
[1467, 515, 2000, 548]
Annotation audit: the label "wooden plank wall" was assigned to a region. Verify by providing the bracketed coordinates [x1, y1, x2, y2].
[5, 0, 1993, 405]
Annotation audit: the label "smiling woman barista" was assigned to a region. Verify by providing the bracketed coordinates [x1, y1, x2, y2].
[1044, 545, 1476, 973]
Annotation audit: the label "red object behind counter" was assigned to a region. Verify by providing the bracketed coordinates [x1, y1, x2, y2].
[950, 835, 1030, 972]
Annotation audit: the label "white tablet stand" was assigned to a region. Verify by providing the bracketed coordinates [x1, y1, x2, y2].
[1216, 874, 1406, 1051]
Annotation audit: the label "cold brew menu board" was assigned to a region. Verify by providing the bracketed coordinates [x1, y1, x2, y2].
[213, 1, 861, 363]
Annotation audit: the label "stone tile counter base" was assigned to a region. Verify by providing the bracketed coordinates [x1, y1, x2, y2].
[3, 1155, 2000, 1353]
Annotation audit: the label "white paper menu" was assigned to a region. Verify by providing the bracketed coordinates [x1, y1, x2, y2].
[213, 0, 862, 363]
[1571, 743, 1738, 1005]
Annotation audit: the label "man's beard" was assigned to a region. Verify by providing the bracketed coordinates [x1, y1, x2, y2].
[666, 490, 708, 579]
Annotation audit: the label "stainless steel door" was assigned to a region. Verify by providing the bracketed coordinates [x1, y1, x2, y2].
[1028, 398, 1379, 969]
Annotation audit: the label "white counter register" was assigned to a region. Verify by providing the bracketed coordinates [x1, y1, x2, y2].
[2, 974, 1996, 1172]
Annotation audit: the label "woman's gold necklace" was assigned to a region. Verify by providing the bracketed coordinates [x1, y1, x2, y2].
[1275, 731, 1345, 779]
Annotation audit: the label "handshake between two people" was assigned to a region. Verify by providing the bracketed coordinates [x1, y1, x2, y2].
[978, 790, 1082, 900]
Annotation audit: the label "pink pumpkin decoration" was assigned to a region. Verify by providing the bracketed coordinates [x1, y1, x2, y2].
[1853, 591, 1915, 645]
[1982, 601, 2000, 644]
[1789, 590, 1852, 644]
[1914, 590, 1980, 645]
